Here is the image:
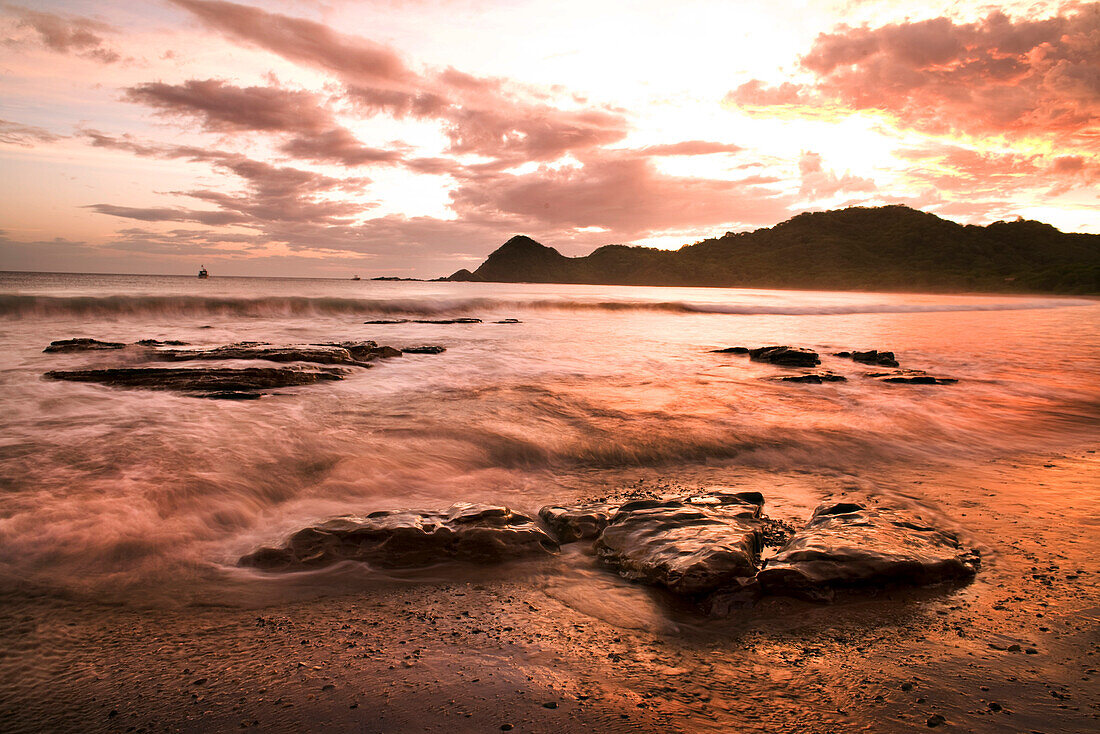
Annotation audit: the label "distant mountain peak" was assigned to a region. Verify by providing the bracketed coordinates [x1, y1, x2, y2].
[499, 235, 550, 251]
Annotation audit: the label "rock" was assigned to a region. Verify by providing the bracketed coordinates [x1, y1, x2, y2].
[43, 338, 126, 353]
[538, 503, 617, 543]
[401, 345, 446, 355]
[152, 342, 372, 367]
[927, 713, 946, 727]
[44, 366, 346, 394]
[494, 318, 522, 324]
[834, 349, 899, 367]
[774, 372, 847, 383]
[316, 341, 402, 361]
[201, 391, 264, 400]
[703, 577, 763, 615]
[594, 490, 765, 595]
[134, 339, 189, 347]
[413, 317, 482, 324]
[239, 503, 559, 570]
[866, 369, 957, 385]
[747, 346, 820, 367]
[363, 319, 409, 325]
[711, 346, 750, 354]
[757, 502, 980, 601]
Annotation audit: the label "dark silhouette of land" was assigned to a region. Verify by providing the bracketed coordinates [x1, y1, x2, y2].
[448, 206, 1100, 294]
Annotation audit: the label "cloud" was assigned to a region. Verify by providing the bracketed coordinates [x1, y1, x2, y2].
[450, 151, 793, 235]
[121, 79, 406, 167]
[728, 5, 1100, 145]
[171, 0, 631, 163]
[798, 151, 876, 199]
[9, 6, 120, 63]
[86, 204, 251, 226]
[0, 119, 61, 146]
[169, 0, 412, 84]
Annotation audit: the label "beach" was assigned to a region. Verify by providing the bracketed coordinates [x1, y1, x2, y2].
[0, 272, 1097, 732]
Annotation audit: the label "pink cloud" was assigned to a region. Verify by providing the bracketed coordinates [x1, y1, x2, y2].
[729, 5, 1100, 145]
[8, 6, 120, 63]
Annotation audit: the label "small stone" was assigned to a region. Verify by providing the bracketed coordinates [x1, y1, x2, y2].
[927, 713, 946, 727]
[901, 682, 914, 691]
[500, 725, 514, 731]
[988, 702, 1002, 712]
[542, 701, 558, 709]
[1007, 644, 1021, 652]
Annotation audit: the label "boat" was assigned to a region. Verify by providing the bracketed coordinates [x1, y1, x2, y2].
[198, 265, 209, 279]
[351, 274, 361, 280]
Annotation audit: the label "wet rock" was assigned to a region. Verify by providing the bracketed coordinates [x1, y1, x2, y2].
[866, 369, 957, 385]
[834, 349, 899, 367]
[240, 503, 559, 570]
[595, 490, 764, 595]
[710, 346, 749, 354]
[152, 342, 372, 367]
[316, 341, 402, 361]
[401, 345, 446, 355]
[703, 577, 762, 615]
[363, 319, 409, 325]
[773, 372, 847, 383]
[134, 339, 189, 347]
[494, 319, 522, 324]
[414, 317, 482, 324]
[200, 391, 264, 400]
[748, 346, 820, 367]
[927, 713, 946, 727]
[43, 338, 126, 353]
[538, 502, 617, 543]
[757, 502, 980, 601]
[44, 366, 346, 394]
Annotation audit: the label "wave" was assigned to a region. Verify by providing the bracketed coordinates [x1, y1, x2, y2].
[0, 294, 1092, 319]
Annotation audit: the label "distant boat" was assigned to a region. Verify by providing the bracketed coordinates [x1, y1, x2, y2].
[351, 274, 361, 280]
[198, 265, 209, 279]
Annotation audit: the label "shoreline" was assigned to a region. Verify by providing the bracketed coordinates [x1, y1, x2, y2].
[2, 447, 1096, 733]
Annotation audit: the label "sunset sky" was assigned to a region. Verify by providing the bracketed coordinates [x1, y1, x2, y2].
[0, 0, 1096, 277]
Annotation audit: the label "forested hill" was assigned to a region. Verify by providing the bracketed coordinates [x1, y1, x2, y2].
[447, 206, 1100, 294]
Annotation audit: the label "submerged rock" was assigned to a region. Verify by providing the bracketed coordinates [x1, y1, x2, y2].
[538, 502, 617, 543]
[748, 346, 820, 367]
[757, 502, 980, 601]
[494, 318, 522, 324]
[363, 319, 409, 325]
[240, 503, 559, 570]
[595, 491, 764, 595]
[401, 345, 446, 355]
[44, 338, 126, 353]
[152, 342, 372, 367]
[710, 346, 750, 354]
[774, 372, 847, 383]
[134, 339, 190, 347]
[835, 349, 899, 367]
[315, 341, 402, 361]
[44, 366, 346, 393]
[414, 317, 482, 324]
[867, 369, 957, 385]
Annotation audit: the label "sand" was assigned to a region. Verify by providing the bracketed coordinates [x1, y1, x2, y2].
[0, 448, 1096, 733]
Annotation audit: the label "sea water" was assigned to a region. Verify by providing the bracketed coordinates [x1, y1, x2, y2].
[1, 271, 1097, 603]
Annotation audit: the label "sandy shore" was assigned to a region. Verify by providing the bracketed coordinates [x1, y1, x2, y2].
[1, 448, 1096, 733]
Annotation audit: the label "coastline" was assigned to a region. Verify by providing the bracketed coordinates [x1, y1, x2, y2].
[2, 447, 1096, 733]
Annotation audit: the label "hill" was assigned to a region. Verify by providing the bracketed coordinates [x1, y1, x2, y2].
[448, 206, 1100, 294]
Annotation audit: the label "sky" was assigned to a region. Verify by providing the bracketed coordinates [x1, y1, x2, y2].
[0, 0, 1096, 277]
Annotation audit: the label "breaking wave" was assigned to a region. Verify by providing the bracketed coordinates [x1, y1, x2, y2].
[1, 294, 1091, 319]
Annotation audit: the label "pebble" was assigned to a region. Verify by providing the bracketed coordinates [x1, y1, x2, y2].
[927, 713, 946, 727]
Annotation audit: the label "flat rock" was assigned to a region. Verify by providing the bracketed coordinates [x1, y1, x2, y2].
[44, 338, 127, 353]
[538, 503, 617, 543]
[866, 369, 957, 385]
[315, 341, 402, 361]
[134, 339, 189, 347]
[152, 342, 371, 367]
[710, 346, 749, 354]
[240, 503, 559, 570]
[415, 317, 482, 324]
[757, 502, 980, 601]
[401, 345, 446, 355]
[494, 319, 522, 324]
[44, 366, 346, 393]
[835, 349, 899, 367]
[594, 490, 764, 595]
[773, 372, 847, 383]
[748, 346, 820, 367]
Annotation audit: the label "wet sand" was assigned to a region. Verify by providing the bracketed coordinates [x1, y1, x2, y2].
[1, 448, 1096, 733]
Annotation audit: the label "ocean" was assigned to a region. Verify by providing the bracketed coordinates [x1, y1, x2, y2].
[0, 271, 1097, 605]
